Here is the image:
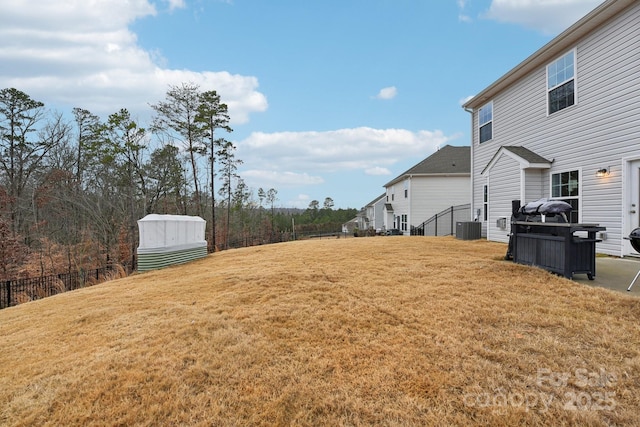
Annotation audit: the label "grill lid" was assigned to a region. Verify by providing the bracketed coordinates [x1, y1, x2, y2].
[629, 228, 640, 252]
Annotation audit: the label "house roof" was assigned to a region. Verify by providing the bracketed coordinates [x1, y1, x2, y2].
[364, 193, 386, 208]
[482, 146, 552, 175]
[463, 0, 635, 110]
[384, 145, 470, 187]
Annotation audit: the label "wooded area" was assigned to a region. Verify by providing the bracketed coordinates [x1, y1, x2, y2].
[0, 85, 357, 281]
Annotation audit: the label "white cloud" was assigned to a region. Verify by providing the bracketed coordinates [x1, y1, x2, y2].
[484, 0, 603, 35]
[0, 1, 267, 123]
[242, 170, 324, 188]
[240, 127, 455, 168]
[288, 194, 311, 209]
[365, 167, 392, 176]
[374, 86, 397, 100]
[237, 127, 459, 189]
[165, 0, 186, 11]
[457, 0, 472, 23]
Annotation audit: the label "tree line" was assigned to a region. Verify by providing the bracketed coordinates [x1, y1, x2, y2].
[0, 85, 357, 280]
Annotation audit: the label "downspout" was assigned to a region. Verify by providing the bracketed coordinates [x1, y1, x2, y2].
[408, 175, 412, 235]
[463, 107, 475, 222]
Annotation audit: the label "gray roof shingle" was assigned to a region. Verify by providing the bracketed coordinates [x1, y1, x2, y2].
[503, 146, 551, 164]
[384, 145, 470, 187]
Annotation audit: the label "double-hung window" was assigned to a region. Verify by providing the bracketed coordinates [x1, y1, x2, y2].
[547, 50, 576, 114]
[551, 170, 579, 223]
[401, 214, 408, 232]
[478, 102, 493, 143]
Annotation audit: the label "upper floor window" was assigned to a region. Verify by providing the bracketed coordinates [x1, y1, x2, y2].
[478, 102, 493, 143]
[547, 50, 575, 114]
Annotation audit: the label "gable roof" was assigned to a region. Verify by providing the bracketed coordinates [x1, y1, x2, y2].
[364, 193, 386, 208]
[482, 146, 552, 175]
[463, 0, 635, 110]
[384, 145, 470, 187]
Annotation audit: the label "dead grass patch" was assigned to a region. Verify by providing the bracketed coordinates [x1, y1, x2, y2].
[1, 237, 639, 426]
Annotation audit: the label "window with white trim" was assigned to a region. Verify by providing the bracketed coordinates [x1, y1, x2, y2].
[478, 102, 493, 143]
[551, 170, 579, 223]
[547, 50, 575, 114]
[401, 214, 408, 232]
[483, 185, 488, 221]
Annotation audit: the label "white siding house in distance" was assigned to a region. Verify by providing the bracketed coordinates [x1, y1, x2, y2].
[463, 0, 640, 257]
[364, 193, 386, 233]
[383, 145, 470, 234]
[342, 194, 385, 236]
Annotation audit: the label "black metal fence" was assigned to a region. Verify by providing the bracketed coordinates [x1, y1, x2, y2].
[1, 265, 126, 310]
[1, 229, 344, 310]
[411, 204, 471, 236]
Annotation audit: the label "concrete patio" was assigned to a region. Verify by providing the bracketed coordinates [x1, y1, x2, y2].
[572, 256, 640, 295]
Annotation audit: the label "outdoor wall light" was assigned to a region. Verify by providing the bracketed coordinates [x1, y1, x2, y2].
[596, 167, 610, 177]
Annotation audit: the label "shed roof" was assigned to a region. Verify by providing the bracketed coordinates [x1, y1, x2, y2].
[482, 146, 552, 175]
[463, 0, 635, 110]
[502, 146, 551, 164]
[384, 145, 470, 187]
[138, 214, 205, 223]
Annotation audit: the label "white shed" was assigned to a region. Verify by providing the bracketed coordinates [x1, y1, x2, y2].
[136, 214, 208, 272]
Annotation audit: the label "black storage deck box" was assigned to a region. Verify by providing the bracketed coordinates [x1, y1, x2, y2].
[511, 221, 605, 279]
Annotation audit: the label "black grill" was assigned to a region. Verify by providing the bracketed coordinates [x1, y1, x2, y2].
[627, 228, 640, 292]
[628, 228, 640, 253]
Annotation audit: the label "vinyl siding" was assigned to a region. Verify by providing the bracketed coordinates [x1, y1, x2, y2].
[486, 155, 520, 243]
[410, 176, 471, 226]
[471, 2, 640, 255]
[385, 175, 470, 232]
[391, 182, 410, 232]
[524, 169, 545, 202]
[365, 197, 386, 231]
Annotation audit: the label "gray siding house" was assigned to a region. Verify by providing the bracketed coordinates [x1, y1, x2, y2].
[463, 0, 640, 257]
[383, 145, 470, 234]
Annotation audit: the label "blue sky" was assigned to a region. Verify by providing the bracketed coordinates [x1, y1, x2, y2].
[0, 0, 603, 209]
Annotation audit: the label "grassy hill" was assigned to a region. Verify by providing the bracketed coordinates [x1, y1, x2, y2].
[1, 237, 639, 426]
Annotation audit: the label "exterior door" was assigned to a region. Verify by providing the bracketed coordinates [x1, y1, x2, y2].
[625, 160, 640, 255]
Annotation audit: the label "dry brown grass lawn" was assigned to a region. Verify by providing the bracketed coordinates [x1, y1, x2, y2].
[1, 237, 639, 426]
